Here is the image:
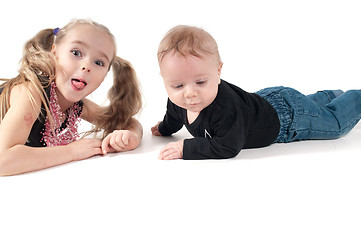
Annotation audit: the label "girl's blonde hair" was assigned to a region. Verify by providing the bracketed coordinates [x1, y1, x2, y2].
[0, 19, 142, 139]
[157, 25, 221, 64]
[0, 28, 56, 125]
[90, 55, 142, 138]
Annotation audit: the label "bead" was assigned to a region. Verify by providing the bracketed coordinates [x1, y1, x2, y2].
[41, 82, 81, 146]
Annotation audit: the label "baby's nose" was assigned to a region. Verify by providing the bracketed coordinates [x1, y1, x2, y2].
[184, 87, 197, 98]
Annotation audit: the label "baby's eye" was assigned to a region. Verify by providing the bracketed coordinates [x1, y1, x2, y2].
[173, 84, 183, 89]
[95, 60, 104, 66]
[71, 49, 82, 57]
[196, 80, 206, 85]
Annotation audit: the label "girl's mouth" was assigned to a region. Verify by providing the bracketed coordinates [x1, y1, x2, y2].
[71, 78, 87, 90]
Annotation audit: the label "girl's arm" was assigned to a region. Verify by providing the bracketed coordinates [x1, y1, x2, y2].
[82, 98, 143, 154]
[100, 118, 143, 154]
[0, 84, 102, 176]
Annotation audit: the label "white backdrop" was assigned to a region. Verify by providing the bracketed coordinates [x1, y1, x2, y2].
[1, 0, 361, 239]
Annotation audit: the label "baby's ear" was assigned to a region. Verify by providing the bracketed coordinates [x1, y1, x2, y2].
[216, 62, 223, 84]
[218, 62, 223, 75]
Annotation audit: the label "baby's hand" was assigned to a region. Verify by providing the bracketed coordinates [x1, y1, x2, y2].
[151, 121, 162, 136]
[101, 130, 140, 154]
[158, 140, 184, 160]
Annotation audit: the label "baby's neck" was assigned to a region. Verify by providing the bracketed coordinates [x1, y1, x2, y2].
[187, 110, 200, 124]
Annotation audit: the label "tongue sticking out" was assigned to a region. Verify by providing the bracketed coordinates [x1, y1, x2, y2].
[71, 79, 86, 90]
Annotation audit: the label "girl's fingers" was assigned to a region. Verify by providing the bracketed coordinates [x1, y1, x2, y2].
[101, 130, 139, 153]
[121, 133, 130, 146]
[101, 135, 110, 154]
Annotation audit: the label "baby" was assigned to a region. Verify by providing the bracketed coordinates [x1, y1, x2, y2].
[151, 25, 361, 160]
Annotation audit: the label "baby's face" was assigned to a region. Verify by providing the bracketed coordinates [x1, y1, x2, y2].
[160, 53, 222, 114]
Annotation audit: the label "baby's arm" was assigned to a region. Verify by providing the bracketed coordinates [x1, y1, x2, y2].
[0, 84, 102, 176]
[151, 100, 186, 159]
[82, 99, 143, 154]
[151, 121, 184, 160]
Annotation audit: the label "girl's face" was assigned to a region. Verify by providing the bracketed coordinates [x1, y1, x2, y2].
[52, 24, 115, 109]
[160, 52, 222, 114]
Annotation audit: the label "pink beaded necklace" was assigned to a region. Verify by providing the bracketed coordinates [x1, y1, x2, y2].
[42, 82, 81, 146]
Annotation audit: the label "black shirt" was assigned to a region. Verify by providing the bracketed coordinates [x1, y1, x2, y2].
[158, 80, 280, 159]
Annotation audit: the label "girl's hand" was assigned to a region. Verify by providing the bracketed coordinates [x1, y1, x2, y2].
[151, 121, 162, 136]
[101, 130, 141, 154]
[68, 138, 103, 160]
[158, 140, 184, 160]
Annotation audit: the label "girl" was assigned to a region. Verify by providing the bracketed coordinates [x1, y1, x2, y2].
[0, 19, 143, 176]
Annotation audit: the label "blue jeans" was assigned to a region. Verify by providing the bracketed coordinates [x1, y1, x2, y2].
[256, 87, 361, 143]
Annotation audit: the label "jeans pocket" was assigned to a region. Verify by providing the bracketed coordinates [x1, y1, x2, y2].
[295, 92, 321, 117]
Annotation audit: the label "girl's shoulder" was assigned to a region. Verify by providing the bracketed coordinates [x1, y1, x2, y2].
[10, 82, 42, 113]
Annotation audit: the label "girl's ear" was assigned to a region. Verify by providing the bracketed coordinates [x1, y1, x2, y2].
[51, 44, 56, 55]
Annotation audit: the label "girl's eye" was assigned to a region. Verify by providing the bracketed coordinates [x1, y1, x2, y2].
[71, 49, 82, 57]
[95, 60, 104, 67]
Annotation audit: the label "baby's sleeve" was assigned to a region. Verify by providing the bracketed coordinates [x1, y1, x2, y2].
[183, 104, 251, 159]
[158, 99, 184, 136]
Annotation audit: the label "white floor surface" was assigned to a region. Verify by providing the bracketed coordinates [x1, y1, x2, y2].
[1, 121, 361, 240]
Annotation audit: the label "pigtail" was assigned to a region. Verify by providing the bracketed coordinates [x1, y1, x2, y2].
[20, 28, 56, 81]
[92, 56, 142, 138]
[0, 28, 56, 122]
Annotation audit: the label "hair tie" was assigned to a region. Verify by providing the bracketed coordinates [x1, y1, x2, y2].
[53, 28, 60, 36]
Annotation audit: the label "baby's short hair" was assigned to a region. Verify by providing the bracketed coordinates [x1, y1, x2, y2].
[158, 25, 221, 63]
